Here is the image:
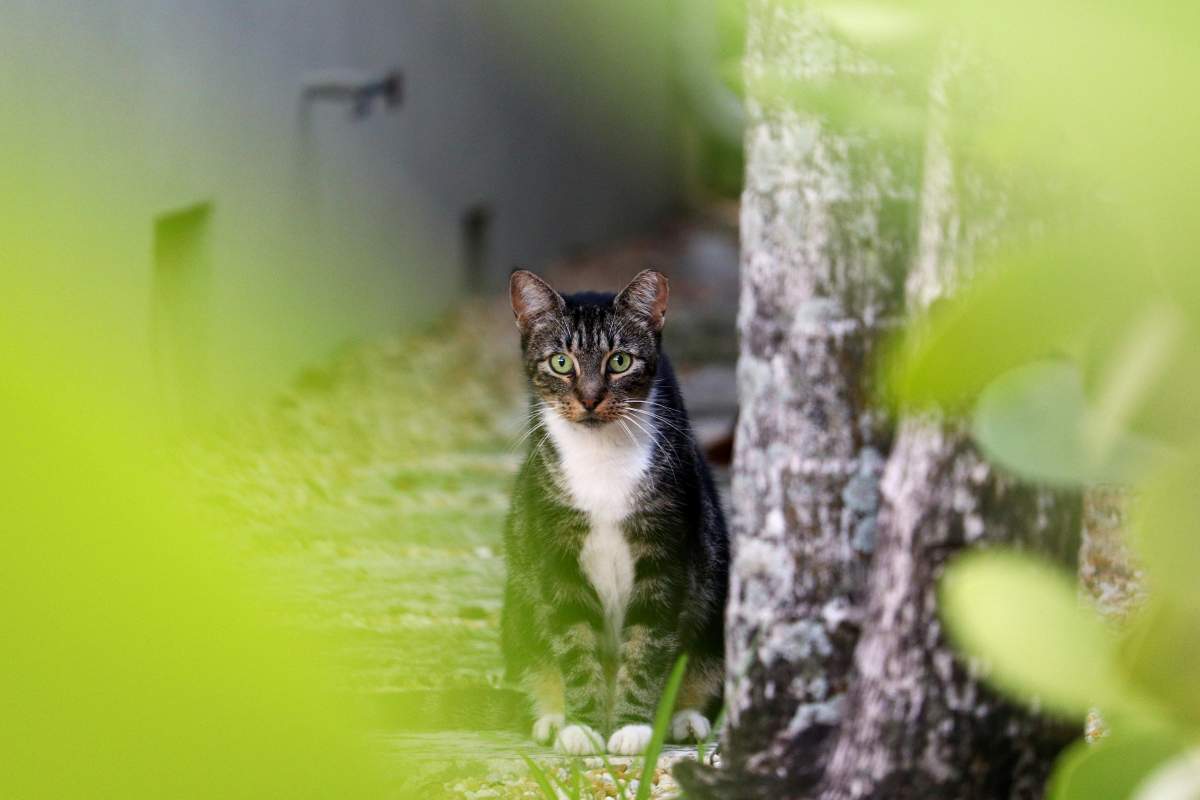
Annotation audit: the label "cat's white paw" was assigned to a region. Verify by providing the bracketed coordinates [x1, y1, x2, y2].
[555, 723, 605, 755]
[607, 723, 653, 756]
[670, 709, 711, 743]
[532, 713, 565, 745]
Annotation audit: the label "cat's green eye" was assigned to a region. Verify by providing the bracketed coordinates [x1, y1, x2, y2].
[608, 352, 633, 374]
[548, 353, 574, 375]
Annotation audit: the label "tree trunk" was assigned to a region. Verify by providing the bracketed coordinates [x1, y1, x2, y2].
[814, 416, 1079, 799]
[812, 47, 1080, 799]
[1079, 485, 1142, 743]
[681, 27, 1081, 798]
[1079, 486, 1142, 622]
[719, 0, 913, 786]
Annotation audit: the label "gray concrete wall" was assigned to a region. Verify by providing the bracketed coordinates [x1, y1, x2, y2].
[0, 1, 680, 411]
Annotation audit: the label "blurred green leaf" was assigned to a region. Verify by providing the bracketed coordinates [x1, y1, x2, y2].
[1129, 456, 1200, 607]
[0, 281, 389, 799]
[972, 360, 1162, 486]
[1079, 304, 1200, 449]
[522, 755, 562, 800]
[940, 550, 1130, 718]
[815, 2, 929, 47]
[885, 234, 1138, 412]
[1119, 600, 1200, 730]
[1048, 728, 1184, 800]
[1127, 747, 1200, 800]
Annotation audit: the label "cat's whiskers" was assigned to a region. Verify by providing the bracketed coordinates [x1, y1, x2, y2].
[530, 430, 553, 462]
[511, 420, 547, 451]
[628, 413, 688, 441]
[624, 399, 690, 435]
[625, 397, 686, 418]
[511, 403, 551, 452]
[624, 402, 691, 445]
[620, 408, 681, 485]
[618, 406, 656, 444]
[636, 406, 689, 482]
[615, 417, 639, 450]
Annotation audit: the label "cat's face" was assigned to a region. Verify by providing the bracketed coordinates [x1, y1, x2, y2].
[509, 270, 669, 428]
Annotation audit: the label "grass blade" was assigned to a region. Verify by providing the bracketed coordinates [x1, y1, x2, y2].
[636, 653, 688, 800]
[522, 754, 560, 800]
[697, 704, 725, 763]
[568, 758, 585, 800]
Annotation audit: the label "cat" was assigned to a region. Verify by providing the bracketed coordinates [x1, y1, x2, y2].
[501, 268, 729, 756]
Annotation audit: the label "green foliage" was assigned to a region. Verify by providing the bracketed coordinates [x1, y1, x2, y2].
[1048, 729, 1185, 800]
[793, 0, 1200, 795]
[522, 755, 566, 799]
[971, 361, 1161, 486]
[940, 549, 1200, 793]
[1, 292, 390, 798]
[637, 654, 689, 800]
[1130, 458, 1200, 606]
[940, 551, 1132, 719]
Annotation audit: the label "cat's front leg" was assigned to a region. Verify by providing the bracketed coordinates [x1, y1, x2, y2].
[547, 608, 608, 755]
[608, 623, 678, 755]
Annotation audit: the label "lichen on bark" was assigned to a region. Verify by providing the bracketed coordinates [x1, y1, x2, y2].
[722, 0, 916, 781]
[813, 49, 1081, 800]
[686, 26, 1084, 797]
[1079, 485, 1143, 622]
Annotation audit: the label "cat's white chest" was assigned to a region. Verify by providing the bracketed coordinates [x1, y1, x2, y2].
[542, 409, 652, 521]
[542, 409, 653, 630]
[578, 519, 635, 634]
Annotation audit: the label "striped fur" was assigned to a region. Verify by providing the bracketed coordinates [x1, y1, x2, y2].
[501, 270, 729, 754]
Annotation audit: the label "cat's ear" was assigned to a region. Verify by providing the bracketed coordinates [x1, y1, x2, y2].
[510, 270, 565, 335]
[616, 269, 669, 332]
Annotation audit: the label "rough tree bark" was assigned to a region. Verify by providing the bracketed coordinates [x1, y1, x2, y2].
[1079, 486, 1142, 622]
[680, 17, 1082, 798]
[813, 419, 1078, 799]
[715, 0, 915, 789]
[806, 54, 1080, 796]
[813, 54, 1080, 799]
[1079, 485, 1141, 743]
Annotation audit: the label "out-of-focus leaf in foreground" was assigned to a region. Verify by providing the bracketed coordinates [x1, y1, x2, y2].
[939, 550, 1135, 720]
[1112, 453, 1200, 729]
[0, 307, 388, 797]
[1129, 454, 1200, 608]
[1048, 729, 1184, 800]
[972, 360, 1163, 486]
[855, 0, 1200, 793]
[884, 234, 1139, 414]
[1118, 599, 1200, 731]
[1129, 747, 1200, 800]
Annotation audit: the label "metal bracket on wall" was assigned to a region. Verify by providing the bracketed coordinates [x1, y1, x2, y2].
[301, 68, 403, 119]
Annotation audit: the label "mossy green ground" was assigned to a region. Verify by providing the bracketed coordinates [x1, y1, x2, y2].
[183, 304, 705, 797]
[186, 305, 521, 694]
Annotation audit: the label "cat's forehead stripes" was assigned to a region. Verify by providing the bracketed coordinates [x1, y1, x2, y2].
[560, 305, 623, 354]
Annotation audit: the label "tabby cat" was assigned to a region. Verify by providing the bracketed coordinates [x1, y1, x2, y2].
[501, 269, 729, 755]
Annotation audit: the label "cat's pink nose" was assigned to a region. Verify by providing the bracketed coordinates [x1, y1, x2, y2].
[576, 377, 606, 412]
